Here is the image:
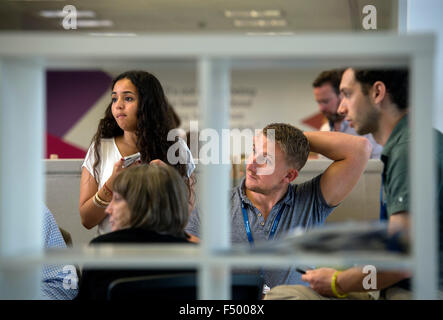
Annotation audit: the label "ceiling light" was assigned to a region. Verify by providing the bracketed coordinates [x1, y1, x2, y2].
[59, 20, 113, 28]
[40, 10, 96, 18]
[8, 0, 65, 2]
[225, 10, 281, 18]
[89, 33, 137, 37]
[76, 20, 113, 27]
[246, 32, 294, 36]
[234, 19, 287, 28]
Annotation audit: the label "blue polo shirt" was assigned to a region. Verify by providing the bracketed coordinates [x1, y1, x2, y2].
[185, 174, 335, 288]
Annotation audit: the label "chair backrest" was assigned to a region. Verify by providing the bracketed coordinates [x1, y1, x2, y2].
[107, 273, 264, 300]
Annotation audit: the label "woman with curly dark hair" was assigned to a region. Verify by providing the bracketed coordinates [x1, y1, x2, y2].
[79, 71, 195, 235]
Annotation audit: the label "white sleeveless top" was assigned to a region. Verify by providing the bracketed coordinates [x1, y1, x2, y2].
[82, 137, 195, 235]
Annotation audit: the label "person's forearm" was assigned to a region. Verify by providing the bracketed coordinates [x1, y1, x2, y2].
[304, 131, 372, 162]
[337, 267, 410, 293]
[304, 131, 371, 207]
[79, 199, 108, 229]
[79, 167, 115, 230]
[79, 184, 111, 229]
[335, 268, 367, 293]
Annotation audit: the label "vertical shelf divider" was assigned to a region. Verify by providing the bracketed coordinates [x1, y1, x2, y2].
[197, 57, 232, 299]
[410, 52, 437, 299]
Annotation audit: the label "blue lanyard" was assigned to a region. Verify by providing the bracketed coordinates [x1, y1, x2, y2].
[241, 203, 286, 246]
[380, 174, 388, 221]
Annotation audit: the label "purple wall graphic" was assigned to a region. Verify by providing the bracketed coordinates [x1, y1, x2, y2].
[46, 70, 112, 158]
[46, 70, 112, 137]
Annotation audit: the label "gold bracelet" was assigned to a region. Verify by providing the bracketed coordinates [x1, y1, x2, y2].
[92, 194, 106, 208]
[95, 195, 109, 208]
[93, 194, 107, 208]
[96, 191, 110, 204]
[93, 192, 109, 208]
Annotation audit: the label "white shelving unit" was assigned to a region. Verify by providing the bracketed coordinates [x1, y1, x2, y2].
[0, 32, 437, 299]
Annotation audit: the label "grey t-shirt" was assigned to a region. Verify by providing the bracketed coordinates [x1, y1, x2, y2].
[185, 174, 335, 288]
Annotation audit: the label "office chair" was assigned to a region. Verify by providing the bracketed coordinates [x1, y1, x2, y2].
[107, 273, 264, 300]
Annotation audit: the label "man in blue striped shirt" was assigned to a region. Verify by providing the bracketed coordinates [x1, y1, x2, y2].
[41, 205, 78, 300]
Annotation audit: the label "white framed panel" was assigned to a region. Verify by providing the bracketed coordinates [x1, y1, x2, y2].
[0, 32, 436, 299]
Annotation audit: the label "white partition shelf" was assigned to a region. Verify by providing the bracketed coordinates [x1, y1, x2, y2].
[0, 32, 436, 299]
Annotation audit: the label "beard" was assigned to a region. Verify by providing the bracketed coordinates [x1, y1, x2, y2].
[355, 108, 380, 135]
[246, 183, 268, 195]
[324, 112, 345, 123]
[245, 176, 278, 196]
[245, 177, 263, 194]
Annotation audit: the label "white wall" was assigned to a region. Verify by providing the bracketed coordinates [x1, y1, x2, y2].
[64, 67, 325, 153]
[157, 68, 324, 132]
[407, 0, 443, 132]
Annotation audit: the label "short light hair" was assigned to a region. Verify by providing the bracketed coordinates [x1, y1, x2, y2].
[112, 164, 189, 237]
[262, 123, 310, 170]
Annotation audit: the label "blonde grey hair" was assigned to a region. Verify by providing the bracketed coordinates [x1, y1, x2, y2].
[112, 164, 189, 237]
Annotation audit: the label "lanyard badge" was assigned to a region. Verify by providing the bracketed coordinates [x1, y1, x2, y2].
[241, 203, 285, 246]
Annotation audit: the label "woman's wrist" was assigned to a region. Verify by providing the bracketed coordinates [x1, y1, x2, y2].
[97, 182, 113, 202]
[93, 192, 110, 208]
[106, 175, 115, 192]
[103, 181, 113, 197]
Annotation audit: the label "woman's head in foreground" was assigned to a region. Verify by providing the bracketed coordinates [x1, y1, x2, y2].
[105, 164, 189, 237]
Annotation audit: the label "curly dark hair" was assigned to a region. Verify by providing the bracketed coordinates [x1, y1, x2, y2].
[90, 70, 190, 186]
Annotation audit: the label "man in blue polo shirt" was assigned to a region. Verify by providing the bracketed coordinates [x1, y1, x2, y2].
[185, 123, 372, 289]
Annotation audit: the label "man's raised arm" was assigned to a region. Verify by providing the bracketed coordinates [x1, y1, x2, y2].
[304, 131, 372, 207]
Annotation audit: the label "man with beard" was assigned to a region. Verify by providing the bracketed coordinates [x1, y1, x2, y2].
[185, 123, 371, 290]
[313, 70, 382, 159]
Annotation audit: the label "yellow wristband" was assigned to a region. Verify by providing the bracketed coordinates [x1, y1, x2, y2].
[331, 271, 348, 298]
